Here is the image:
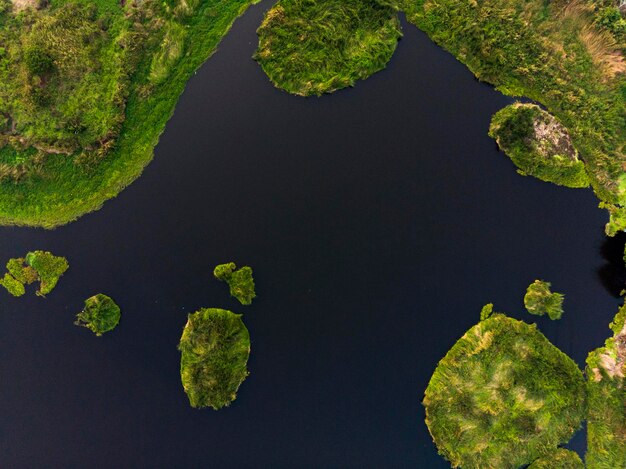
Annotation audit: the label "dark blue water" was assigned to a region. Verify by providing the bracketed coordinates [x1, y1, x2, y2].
[0, 2, 621, 467]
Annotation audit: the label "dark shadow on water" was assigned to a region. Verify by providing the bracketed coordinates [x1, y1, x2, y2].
[597, 231, 626, 297]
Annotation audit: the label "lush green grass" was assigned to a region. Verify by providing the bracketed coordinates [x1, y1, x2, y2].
[254, 0, 402, 96]
[586, 303, 626, 468]
[74, 293, 121, 336]
[398, 0, 626, 226]
[423, 313, 586, 468]
[489, 104, 590, 188]
[178, 308, 251, 410]
[214, 262, 256, 305]
[0, 250, 68, 296]
[0, 0, 258, 227]
[527, 448, 584, 468]
[524, 279, 565, 320]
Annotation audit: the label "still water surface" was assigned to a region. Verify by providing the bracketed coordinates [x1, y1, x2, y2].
[0, 2, 621, 467]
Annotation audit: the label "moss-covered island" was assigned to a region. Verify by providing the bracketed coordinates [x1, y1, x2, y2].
[74, 294, 121, 336]
[527, 448, 584, 468]
[213, 262, 256, 305]
[524, 280, 565, 320]
[254, 0, 402, 96]
[423, 313, 586, 468]
[586, 303, 626, 468]
[0, 0, 258, 227]
[489, 104, 590, 188]
[178, 308, 251, 410]
[0, 250, 68, 296]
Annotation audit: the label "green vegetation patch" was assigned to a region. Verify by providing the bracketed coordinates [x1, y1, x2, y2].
[586, 303, 626, 468]
[524, 279, 565, 320]
[399, 0, 626, 226]
[214, 262, 256, 305]
[489, 104, 590, 188]
[0, 250, 67, 296]
[178, 308, 251, 410]
[0, 0, 258, 227]
[423, 313, 585, 468]
[255, 0, 402, 96]
[527, 448, 584, 468]
[74, 293, 121, 336]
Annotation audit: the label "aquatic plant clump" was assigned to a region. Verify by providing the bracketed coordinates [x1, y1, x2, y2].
[489, 104, 590, 188]
[423, 314, 586, 468]
[527, 448, 584, 468]
[524, 280, 564, 320]
[74, 294, 121, 337]
[0, 251, 67, 297]
[586, 303, 626, 468]
[214, 262, 256, 305]
[255, 0, 402, 96]
[178, 308, 251, 410]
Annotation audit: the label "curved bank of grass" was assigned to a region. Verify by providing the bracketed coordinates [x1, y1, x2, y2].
[254, 0, 402, 96]
[0, 0, 258, 228]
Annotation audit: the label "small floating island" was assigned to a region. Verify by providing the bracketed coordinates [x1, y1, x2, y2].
[524, 279, 564, 320]
[178, 308, 251, 410]
[214, 262, 256, 305]
[74, 294, 121, 336]
[0, 250, 68, 297]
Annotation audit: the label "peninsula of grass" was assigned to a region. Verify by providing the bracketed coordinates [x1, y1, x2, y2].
[489, 104, 590, 188]
[527, 448, 584, 468]
[423, 313, 586, 468]
[254, 0, 402, 96]
[0, 250, 68, 296]
[524, 280, 565, 320]
[178, 308, 251, 410]
[586, 303, 626, 468]
[398, 0, 626, 230]
[214, 262, 256, 305]
[0, 0, 258, 227]
[74, 294, 121, 336]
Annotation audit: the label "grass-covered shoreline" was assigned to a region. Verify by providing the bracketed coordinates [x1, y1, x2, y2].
[0, 0, 258, 228]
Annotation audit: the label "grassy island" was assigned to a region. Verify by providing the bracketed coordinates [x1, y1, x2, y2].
[74, 294, 121, 336]
[214, 262, 256, 305]
[586, 303, 626, 468]
[178, 308, 251, 410]
[0, 250, 68, 296]
[0, 0, 257, 227]
[524, 280, 565, 320]
[527, 448, 584, 468]
[254, 0, 402, 96]
[423, 313, 585, 468]
[489, 104, 590, 188]
[397, 0, 626, 230]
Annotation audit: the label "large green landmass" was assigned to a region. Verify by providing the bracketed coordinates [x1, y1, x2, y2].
[254, 0, 402, 96]
[74, 293, 121, 336]
[423, 313, 586, 468]
[0, 250, 68, 296]
[0, 0, 257, 227]
[178, 308, 251, 410]
[586, 303, 626, 468]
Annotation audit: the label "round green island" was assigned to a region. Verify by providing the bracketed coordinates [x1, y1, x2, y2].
[255, 0, 402, 96]
[74, 294, 121, 337]
[423, 313, 585, 468]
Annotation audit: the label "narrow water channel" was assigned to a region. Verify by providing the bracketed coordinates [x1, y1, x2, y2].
[0, 2, 619, 466]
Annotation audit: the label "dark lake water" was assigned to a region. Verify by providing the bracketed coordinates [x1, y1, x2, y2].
[0, 2, 622, 467]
